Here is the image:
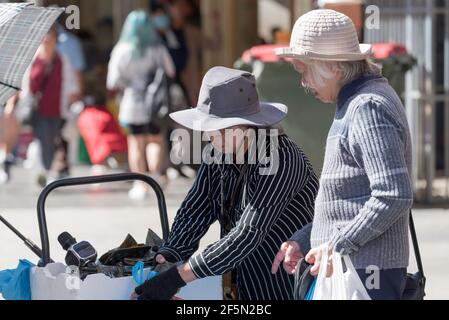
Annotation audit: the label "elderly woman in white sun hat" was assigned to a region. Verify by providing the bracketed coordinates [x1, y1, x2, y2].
[271, 9, 413, 300]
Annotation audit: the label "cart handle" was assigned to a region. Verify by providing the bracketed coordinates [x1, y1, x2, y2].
[37, 173, 170, 266]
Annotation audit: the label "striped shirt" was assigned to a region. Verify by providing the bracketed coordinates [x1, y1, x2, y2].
[159, 134, 319, 300]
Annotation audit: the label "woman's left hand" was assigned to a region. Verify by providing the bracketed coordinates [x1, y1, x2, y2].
[305, 245, 334, 277]
[131, 266, 187, 300]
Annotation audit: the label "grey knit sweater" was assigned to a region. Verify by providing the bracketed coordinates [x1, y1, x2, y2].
[291, 74, 413, 270]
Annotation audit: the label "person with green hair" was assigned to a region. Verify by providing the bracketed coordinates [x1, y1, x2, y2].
[107, 10, 175, 200]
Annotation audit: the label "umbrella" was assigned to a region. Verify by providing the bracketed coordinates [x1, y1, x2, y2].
[0, 3, 64, 106]
[0, 3, 29, 28]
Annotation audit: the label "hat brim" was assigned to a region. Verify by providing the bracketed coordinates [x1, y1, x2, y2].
[169, 102, 288, 132]
[275, 43, 373, 61]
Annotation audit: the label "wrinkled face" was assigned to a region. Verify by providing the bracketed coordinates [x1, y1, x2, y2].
[291, 60, 341, 104]
[205, 126, 249, 154]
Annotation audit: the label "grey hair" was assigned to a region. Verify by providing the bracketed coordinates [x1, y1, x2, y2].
[301, 58, 383, 89]
[336, 59, 383, 86]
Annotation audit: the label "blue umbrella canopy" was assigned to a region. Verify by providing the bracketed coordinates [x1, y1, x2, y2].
[0, 3, 64, 106]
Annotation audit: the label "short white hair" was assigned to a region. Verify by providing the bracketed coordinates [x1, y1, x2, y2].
[301, 59, 382, 88]
[337, 59, 382, 85]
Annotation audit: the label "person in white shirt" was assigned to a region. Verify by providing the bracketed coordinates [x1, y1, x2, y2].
[107, 10, 175, 200]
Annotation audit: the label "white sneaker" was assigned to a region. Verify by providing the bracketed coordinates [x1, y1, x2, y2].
[128, 182, 148, 201]
[167, 167, 180, 180]
[180, 165, 197, 179]
[0, 151, 6, 163]
[0, 169, 8, 184]
[90, 165, 108, 176]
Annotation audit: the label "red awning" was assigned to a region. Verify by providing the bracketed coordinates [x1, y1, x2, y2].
[371, 43, 408, 60]
[241, 45, 285, 63]
[241, 43, 409, 63]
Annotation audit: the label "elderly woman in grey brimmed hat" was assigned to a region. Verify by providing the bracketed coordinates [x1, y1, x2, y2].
[132, 66, 319, 300]
[272, 9, 413, 300]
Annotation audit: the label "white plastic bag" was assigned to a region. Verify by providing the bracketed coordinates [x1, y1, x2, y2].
[30, 263, 223, 300]
[30, 263, 149, 300]
[312, 245, 371, 300]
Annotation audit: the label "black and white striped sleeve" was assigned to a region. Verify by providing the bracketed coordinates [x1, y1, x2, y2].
[158, 164, 218, 262]
[188, 148, 309, 279]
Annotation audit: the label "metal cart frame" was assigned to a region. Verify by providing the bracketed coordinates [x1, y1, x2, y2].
[36, 173, 170, 267]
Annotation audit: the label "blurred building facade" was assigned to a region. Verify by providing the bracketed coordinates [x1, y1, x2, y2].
[26, 0, 311, 104]
[20, 0, 449, 203]
[364, 0, 449, 203]
[31, 0, 312, 67]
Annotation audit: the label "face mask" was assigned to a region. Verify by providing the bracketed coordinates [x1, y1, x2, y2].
[152, 15, 170, 30]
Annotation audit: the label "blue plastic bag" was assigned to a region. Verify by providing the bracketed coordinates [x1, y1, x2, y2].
[305, 279, 317, 300]
[132, 261, 158, 285]
[0, 260, 35, 300]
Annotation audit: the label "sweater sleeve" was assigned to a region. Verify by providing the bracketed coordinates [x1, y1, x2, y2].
[289, 223, 312, 256]
[188, 148, 310, 278]
[329, 100, 413, 255]
[106, 45, 132, 90]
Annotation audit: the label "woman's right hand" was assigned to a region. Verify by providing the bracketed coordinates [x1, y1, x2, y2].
[155, 254, 166, 264]
[305, 245, 333, 277]
[153, 253, 174, 273]
[271, 241, 304, 275]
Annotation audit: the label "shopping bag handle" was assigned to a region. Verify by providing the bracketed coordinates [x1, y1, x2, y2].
[409, 210, 425, 281]
[37, 173, 170, 266]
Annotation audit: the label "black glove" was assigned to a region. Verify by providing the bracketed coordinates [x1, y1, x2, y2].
[152, 251, 176, 273]
[134, 266, 186, 300]
[154, 249, 179, 264]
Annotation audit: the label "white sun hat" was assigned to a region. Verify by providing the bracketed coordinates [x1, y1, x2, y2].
[275, 9, 372, 61]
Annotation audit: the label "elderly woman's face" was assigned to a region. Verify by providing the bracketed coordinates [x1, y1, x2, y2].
[291, 60, 341, 104]
[206, 126, 249, 154]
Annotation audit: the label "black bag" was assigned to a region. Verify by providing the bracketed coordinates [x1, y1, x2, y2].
[144, 67, 170, 124]
[293, 211, 426, 300]
[402, 211, 426, 300]
[294, 258, 314, 300]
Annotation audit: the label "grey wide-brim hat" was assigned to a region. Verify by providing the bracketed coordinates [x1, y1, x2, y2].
[169, 67, 288, 132]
